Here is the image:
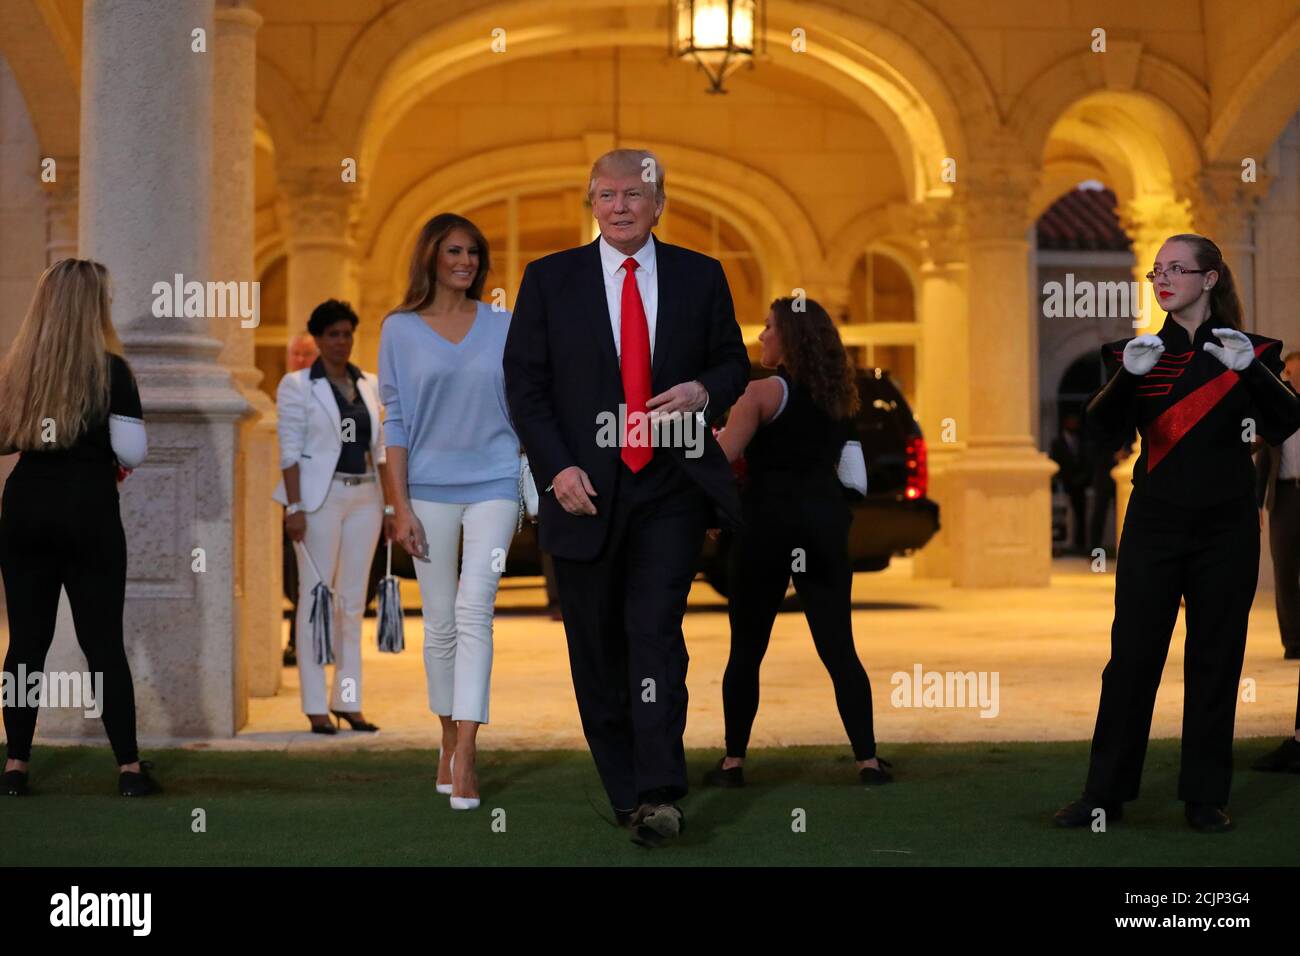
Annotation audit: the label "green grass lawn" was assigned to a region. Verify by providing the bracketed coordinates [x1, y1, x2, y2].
[2, 739, 1298, 866]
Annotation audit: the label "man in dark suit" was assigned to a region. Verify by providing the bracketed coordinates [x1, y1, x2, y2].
[1254, 349, 1300, 660]
[503, 148, 750, 847]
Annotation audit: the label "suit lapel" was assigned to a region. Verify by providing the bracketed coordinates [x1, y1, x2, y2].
[311, 375, 342, 438]
[583, 238, 621, 381]
[651, 233, 677, 385]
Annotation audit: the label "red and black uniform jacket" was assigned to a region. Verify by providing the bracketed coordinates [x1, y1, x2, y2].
[1085, 316, 1300, 508]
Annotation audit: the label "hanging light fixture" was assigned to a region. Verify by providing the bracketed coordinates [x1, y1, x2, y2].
[669, 0, 765, 94]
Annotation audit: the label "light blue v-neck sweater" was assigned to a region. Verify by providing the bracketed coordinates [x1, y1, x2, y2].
[378, 301, 520, 503]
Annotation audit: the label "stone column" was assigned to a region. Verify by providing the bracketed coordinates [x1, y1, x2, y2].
[911, 199, 968, 579]
[279, 162, 361, 343]
[45, 0, 251, 742]
[213, 0, 281, 700]
[41, 157, 78, 264]
[943, 163, 1056, 587]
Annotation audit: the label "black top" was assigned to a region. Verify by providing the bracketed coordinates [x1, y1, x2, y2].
[745, 366, 856, 483]
[9, 352, 142, 484]
[1085, 315, 1300, 508]
[310, 358, 371, 475]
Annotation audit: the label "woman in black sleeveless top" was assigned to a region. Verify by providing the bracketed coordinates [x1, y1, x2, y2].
[704, 296, 888, 788]
[0, 259, 158, 797]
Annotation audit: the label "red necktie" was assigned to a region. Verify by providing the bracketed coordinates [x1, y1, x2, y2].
[619, 257, 652, 472]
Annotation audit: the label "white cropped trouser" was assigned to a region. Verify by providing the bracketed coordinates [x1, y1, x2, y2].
[293, 477, 384, 716]
[409, 498, 518, 725]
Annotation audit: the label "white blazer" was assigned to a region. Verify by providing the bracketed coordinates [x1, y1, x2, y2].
[272, 366, 386, 513]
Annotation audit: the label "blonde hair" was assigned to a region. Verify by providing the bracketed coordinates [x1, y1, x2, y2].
[0, 258, 125, 451]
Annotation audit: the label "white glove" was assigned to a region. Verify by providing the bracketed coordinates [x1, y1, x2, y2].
[1203, 327, 1254, 371]
[1122, 335, 1165, 375]
[837, 440, 867, 496]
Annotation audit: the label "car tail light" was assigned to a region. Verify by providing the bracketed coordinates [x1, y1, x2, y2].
[904, 435, 927, 500]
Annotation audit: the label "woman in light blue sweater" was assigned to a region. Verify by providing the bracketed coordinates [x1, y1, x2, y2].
[379, 213, 520, 811]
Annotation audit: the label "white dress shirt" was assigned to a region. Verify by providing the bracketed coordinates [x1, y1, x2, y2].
[599, 234, 658, 360]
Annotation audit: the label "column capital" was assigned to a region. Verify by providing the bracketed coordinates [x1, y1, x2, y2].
[958, 162, 1039, 242]
[1183, 165, 1273, 250]
[277, 163, 362, 249]
[1118, 194, 1195, 253]
[908, 198, 966, 271]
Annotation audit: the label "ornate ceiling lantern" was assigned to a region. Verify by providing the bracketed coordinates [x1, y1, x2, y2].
[669, 0, 766, 94]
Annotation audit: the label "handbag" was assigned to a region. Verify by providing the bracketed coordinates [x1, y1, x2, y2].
[517, 452, 540, 532]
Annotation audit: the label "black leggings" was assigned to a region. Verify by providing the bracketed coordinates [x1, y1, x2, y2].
[722, 475, 876, 761]
[0, 474, 139, 765]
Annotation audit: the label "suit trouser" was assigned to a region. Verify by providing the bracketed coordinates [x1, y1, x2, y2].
[1268, 481, 1300, 652]
[1084, 491, 1258, 806]
[551, 454, 711, 810]
[409, 497, 519, 725]
[293, 477, 384, 716]
[722, 473, 876, 761]
[0, 474, 139, 765]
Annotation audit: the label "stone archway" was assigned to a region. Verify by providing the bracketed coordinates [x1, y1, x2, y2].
[314, 0, 986, 204]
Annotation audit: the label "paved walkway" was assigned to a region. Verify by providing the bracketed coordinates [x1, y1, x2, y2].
[118, 557, 1299, 754]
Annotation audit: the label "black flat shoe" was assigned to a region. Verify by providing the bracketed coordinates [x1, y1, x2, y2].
[2, 769, 29, 796]
[118, 760, 160, 797]
[309, 718, 337, 735]
[702, 757, 745, 788]
[1185, 802, 1233, 833]
[1251, 737, 1300, 772]
[330, 710, 379, 732]
[1053, 794, 1123, 827]
[859, 757, 893, 785]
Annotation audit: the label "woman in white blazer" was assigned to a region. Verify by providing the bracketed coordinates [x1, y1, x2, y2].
[273, 299, 391, 734]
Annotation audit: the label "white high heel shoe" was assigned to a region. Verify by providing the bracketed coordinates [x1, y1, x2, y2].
[449, 753, 480, 810]
[436, 752, 454, 795]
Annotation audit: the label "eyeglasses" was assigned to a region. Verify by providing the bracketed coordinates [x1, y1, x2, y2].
[1145, 264, 1209, 281]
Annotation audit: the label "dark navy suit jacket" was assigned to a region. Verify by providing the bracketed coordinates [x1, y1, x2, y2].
[503, 233, 750, 561]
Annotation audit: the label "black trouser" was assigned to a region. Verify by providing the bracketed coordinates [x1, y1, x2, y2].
[552, 454, 710, 810]
[722, 471, 876, 761]
[0, 473, 139, 765]
[1268, 481, 1300, 653]
[1084, 490, 1258, 806]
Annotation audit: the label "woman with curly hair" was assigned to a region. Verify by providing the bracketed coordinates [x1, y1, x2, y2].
[703, 296, 887, 789]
